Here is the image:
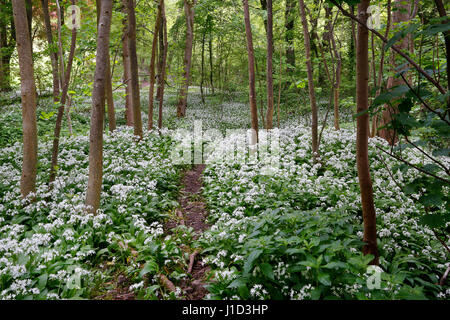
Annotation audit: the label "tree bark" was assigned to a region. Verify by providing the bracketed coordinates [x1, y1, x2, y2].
[298, 0, 318, 157]
[0, 1, 16, 92]
[106, 55, 116, 132]
[12, 0, 38, 198]
[177, 0, 196, 118]
[370, 0, 391, 138]
[49, 1, 78, 186]
[265, 0, 274, 129]
[200, 27, 206, 103]
[328, 8, 341, 130]
[148, 0, 162, 130]
[433, 0, 450, 112]
[158, 1, 168, 130]
[126, 0, 143, 138]
[208, 20, 214, 94]
[41, 0, 60, 102]
[285, 0, 296, 79]
[86, 0, 113, 214]
[242, 0, 259, 144]
[122, 0, 133, 126]
[356, 0, 379, 265]
[377, 0, 411, 145]
[156, 13, 164, 102]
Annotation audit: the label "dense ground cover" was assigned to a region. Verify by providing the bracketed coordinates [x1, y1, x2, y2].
[199, 126, 450, 299]
[0, 92, 449, 300]
[0, 124, 191, 299]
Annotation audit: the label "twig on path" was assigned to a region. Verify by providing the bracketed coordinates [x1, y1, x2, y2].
[177, 209, 185, 226]
[188, 250, 199, 274]
[159, 274, 176, 292]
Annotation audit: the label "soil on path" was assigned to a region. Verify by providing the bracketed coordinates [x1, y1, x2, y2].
[165, 164, 211, 300]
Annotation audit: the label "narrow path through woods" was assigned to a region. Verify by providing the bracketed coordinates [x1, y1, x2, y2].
[165, 164, 210, 300]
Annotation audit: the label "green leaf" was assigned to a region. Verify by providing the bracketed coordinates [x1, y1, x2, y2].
[422, 23, 450, 36]
[260, 263, 274, 280]
[318, 272, 331, 286]
[38, 273, 48, 290]
[419, 193, 443, 207]
[243, 249, 262, 275]
[139, 259, 158, 277]
[419, 214, 447, 228]
[322, 261, 348, 269]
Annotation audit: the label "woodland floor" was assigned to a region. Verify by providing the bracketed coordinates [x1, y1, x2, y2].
[95, 165, 211, 300]
[174, 164, 210, 300]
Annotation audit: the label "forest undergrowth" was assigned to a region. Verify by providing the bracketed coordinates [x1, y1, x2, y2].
[0, 92, 449, 300]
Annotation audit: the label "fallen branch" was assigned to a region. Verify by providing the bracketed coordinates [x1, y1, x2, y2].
[439, 265, 450, 286]
[176, 209, 185, 226]
[159, 274, 176, 292]
[187, 250, 199, 274]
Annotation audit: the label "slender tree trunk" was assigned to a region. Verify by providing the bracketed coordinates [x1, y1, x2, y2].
[12, 0, 37, 198]
[49, 1, 78, 186]
[298, 0, 318, 157]
[156, 14, 164, 101]
[242, 0, 259, 144]
[86, 0, 113, 213]
[105, 57, 116, 132]
[99, 0, 115, 133]
[265, 0, 274, 129]
[285, 0, 296, 80]
[209, 25, 214, 94]
[148, 0, 162, 130]
[378, 0, 411, 145]
[25, 0, 32, 50]
[158, 0, 168, 130]
[356, 0, 379, 265]
[434, 0, 450, 112]
[277, 45, 283, 127]
[41, 0, 60, 102]
[0, 1, 15, 92]
[122, 0, 133, 126]
[126, 0, 143, 138]
[371, 0, 391, 138]
[200, 27, 206, 103]
[329, 10, 341, 131]
[177, 0, 196, 117]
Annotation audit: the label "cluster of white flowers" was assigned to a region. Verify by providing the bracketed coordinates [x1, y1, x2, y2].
[0, 125, 182, 299]
[200, 124, 449, 299]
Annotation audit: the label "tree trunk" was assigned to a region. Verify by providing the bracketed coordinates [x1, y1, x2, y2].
[298, 0, 318, 157]
[265, 0, 274, 129]
[0, 1, 15, 92]
[329, 9, 341, 131]
[356, 0, 379, 265]
[242, 0, 259, 144]
[200, 27, 206, 103]
[122, 0, 133, 126]
[86, 0, 113, 214]
[105, 56, 116, 132]
[433, 0, 450, 112]
[378, 0, 411, 145]
[158, 0, 168, 130]
[148, 0, 162, 130]
[126, 0, 143, 138]
[49, 1, 78, 186]
[209, 24, 214, 94]
[25, 0, 32, 50]
[176, 0, 196, 118]
[370, 0, 391, 138]
[285, 0, 296, 79]
[41, 0, 60, 102]
[12, 0, 38, 198]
